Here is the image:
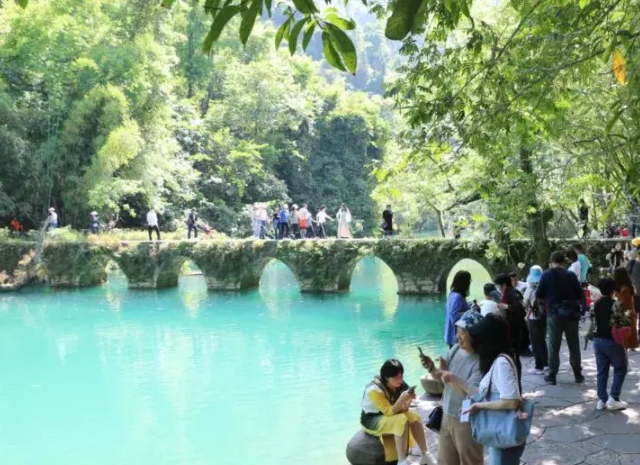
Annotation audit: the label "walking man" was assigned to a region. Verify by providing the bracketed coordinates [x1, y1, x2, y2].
[536, 251, 585, 385]
[47, 207, 58, 230]
[316, 206, 332, 238]
[187, 208, 198, 239]
[147, 208, 161, 241]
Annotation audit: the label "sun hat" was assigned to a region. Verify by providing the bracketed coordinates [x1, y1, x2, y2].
[455, 309, 483, 330]
[632, 237, 640, 247]
[527, 265, 544, 283]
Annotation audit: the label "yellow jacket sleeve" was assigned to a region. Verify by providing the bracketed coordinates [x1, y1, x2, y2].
[368, 389, 395, 416]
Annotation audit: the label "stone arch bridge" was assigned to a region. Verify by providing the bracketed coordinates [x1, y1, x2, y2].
[0, 239, 616, 295]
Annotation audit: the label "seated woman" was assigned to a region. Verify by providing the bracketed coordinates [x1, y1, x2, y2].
[360, 359, 432, 465]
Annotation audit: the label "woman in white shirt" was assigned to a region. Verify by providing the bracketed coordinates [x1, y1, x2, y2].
[441, 314, 526, 465]
[567, 249, 581, 278]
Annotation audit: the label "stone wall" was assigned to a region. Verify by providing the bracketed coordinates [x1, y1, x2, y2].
[0, 238, 632, 294]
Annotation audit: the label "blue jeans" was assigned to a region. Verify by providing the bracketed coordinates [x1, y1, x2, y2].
[489, 443, 525, 465]
[594, 337, 627, 401]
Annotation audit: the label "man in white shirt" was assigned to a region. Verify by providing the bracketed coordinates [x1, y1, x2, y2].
[509, 272, 528, 294]
[316, 205, 333, 238]
[47, 207, 58, 229]
[147, 209, 160, 240]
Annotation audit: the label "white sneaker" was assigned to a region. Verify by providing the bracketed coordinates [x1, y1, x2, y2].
[606, 396, 628, 410]
[528, 368, 544, 375]
[420, 453, 436, 465]
[397, 461, 409, 465]
[596, 400, 606, 411]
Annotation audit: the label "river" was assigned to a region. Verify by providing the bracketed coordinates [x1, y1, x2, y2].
[0, 258, 490, 465]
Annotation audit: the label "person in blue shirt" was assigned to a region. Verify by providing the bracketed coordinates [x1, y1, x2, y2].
[444, 271, 471, 348]
[278, 204, 290, 240]
[573, 243, 591, 284]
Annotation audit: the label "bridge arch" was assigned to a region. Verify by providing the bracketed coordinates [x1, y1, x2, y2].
[337, 255, 400, 293]
[256, 257, 302, 292]
[440, 258, 495, 298]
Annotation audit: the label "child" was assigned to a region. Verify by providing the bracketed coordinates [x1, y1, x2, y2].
[478, 283, 502, 318]
[590, 277, 628, 410]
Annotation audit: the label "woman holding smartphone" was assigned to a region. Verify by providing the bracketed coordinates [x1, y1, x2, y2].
[360, 359, 433, 465]
[422, 309, 484, 465]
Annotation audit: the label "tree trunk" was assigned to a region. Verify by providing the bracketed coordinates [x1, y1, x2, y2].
[520, 147, 550, 264]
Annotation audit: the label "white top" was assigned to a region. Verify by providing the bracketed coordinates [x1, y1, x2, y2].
[479, 299, 502, 318]
[257, 208, 268, 221]
[478, 356, 521, 400]
[569, 261, 581, 278]
[515, 281, 527, 294]
[298, 207, 310, 220]
[49, 212, 58, 224]
[523, 284, 540, 320]
[147, 211, 158, 227]
[317, 211, 328, 224]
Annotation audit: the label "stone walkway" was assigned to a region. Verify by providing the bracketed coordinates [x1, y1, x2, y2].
[411, 327, 640, 465]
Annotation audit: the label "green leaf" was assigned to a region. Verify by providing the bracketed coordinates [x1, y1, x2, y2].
[605, 108, 624, 136]
[292, 0, 318, 14]
[161, 0, 176, 7]
[302, 22, 316, 50]
[602, 39, 616, 63]
[203, 5, 242, 53]
[325, 13, 356, 30]
[17, 0, 28, 7]
[322, 31, 346, 72]
[289, 18, 307, 55]
[204, 0, 220, 16]
[240, 0, 262, 45]
[275, 17, 292, 48]
[579, 0, 590, 8]
[327, 24, 357, 75]
[385, 0, 422, 40]
[444, 0, 453, 12]
[459, 0, 472, 20]
[265, 0, 273, 16]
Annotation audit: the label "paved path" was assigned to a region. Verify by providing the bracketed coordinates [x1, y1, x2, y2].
[411, 325, 640, 465]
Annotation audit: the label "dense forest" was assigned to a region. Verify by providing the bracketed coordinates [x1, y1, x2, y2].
[2, 0, 640, 250]
[0, 0, 399, 236]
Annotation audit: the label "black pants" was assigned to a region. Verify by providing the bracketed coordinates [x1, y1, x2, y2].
[548, 313, 582, 378]
[318, 223, 327, 238]
[188, 225, 197, 239]
[279, 222, 289, 239]
[148, 225, 160, 240]
[292, 224, 300, 238]
[528, 317, 549, 369]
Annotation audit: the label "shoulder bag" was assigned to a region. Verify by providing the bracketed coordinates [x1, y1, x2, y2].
[425, 345, 460, 432]
[470, 355, 534, 448]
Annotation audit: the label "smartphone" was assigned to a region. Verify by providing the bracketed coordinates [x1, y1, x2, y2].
[418, 346, 435, 371]
[408, 385, 417, 394]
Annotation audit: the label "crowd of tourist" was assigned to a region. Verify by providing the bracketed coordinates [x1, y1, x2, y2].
[358, 240, 640, 465]
[249, 202, 360, 240]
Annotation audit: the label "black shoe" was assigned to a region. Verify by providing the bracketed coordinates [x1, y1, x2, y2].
[544, 375, 556, 385]
[575, 375, 585, 384]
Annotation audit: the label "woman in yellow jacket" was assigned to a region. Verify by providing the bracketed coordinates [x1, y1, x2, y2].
[360, 359, 432, 465]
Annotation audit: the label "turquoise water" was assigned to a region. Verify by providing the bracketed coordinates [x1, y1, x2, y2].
[0, 259, 453, 465]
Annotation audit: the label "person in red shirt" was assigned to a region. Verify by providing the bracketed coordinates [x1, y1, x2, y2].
[10, 218, 23, 233]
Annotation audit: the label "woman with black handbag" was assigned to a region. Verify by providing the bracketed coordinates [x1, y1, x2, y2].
[421, 309, 483, 465]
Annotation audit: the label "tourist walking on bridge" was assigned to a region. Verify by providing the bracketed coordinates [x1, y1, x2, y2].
[147, 208, 160, 241]
[336, 203, 352, 239]
[290, 205, 300, 238]
[316, 206, 332, 238]
[382, 205, 393, 237]
[279, 204, 290, 240]
[298, 203, 310, 238]
[536, 251, 584, 385]
[47, 207, 58, 230]
[187, 209, 198, 239]
[89, 211, 99, 235]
